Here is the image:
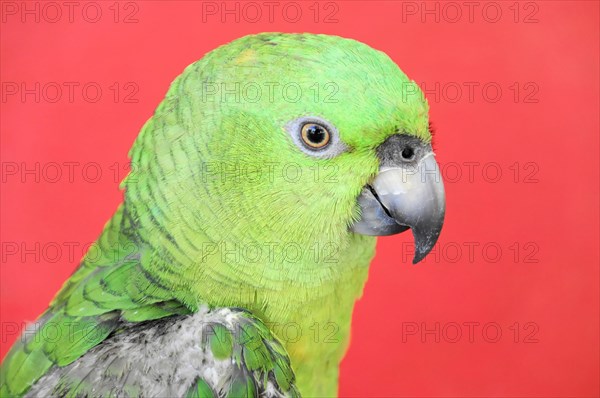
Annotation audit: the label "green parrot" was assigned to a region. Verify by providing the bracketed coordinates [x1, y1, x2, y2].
[0, 33, 445, 397]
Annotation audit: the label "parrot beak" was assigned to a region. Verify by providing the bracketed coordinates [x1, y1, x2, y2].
[350, 135, 446, 264]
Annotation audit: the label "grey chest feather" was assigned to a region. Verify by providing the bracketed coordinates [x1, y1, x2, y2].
[26, 307, 297, 398]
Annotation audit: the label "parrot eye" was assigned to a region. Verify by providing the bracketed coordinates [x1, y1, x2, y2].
[301, 123, 331, 148]
[285, 116, 348, 159]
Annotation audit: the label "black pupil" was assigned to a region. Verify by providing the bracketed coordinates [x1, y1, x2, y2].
[401, 146, 414, 159]
[306, 125, 326, 143]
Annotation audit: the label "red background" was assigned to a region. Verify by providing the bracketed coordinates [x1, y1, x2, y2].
[1, 1, 599, 397]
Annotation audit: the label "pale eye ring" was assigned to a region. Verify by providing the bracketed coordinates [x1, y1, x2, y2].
[301, 123, 331, 149]
[285, 116, 347, 159]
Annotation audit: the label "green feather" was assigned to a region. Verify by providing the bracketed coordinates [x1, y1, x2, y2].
[186, 377, 216, 398]
[209, 323, 234, 360]
[226, 370, 257, 398]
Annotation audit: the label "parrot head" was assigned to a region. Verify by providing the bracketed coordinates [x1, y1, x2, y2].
[124, 32, 445, 283]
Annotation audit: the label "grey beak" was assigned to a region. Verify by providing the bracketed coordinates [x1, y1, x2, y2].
[351, 135, 446, 264]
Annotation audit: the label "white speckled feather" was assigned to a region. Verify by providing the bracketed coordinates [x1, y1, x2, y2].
[26, 307, 295, 397]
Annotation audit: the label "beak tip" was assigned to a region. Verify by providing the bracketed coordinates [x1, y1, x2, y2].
[412, 250, 427, 265]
